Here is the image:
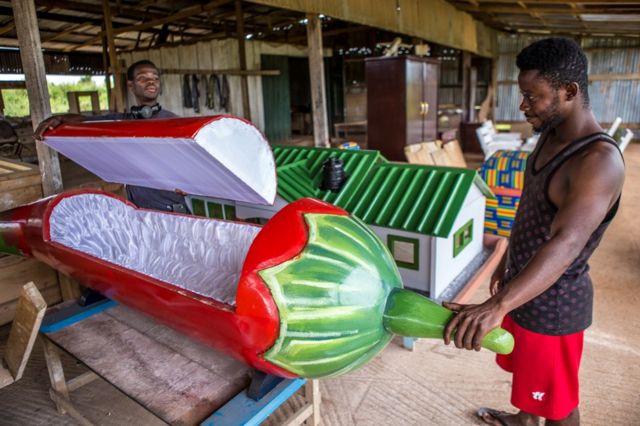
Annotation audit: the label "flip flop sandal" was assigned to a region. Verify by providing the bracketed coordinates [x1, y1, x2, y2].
[476, 407, 511, 426]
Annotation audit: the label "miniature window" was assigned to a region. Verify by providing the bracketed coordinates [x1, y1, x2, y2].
[207, 202, 224, 219]
[453, 219, 473, 257]
[224, 204, 236, 220]
[388, 235, 419, 270]
[191, 198, 206, 217]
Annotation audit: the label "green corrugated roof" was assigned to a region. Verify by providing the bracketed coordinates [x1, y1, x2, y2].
[273, 145, 385, 208]
[345, 163, 493, 238]
[272, 146, 493, 238]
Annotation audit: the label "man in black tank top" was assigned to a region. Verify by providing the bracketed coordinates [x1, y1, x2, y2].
[443, 38, 624, 426]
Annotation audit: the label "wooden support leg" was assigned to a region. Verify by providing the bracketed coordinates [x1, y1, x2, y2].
[304, 379, 321, 426]
[42, 337, 70, 414]
[49, 388, 95, 426]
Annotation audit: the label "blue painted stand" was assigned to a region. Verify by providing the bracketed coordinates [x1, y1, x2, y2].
[201, 378, 307, 426]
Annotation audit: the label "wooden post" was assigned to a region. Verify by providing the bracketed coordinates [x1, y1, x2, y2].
[235, 0, 251, 121]
[306, 14, 330, 148]
[42, 337, 70, 414]
[101, 22, 113, 111]
[461, 51, 471, 123]
[103, 0, 124, 112]
[11, 0, 63, 196]
[67, 92, 80, 114]
[468, 66, 477, 123]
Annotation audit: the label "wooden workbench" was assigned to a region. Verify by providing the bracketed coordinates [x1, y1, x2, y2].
[41, 302, 320, 425]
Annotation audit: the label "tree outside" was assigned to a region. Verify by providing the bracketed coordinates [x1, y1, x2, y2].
[3, 75, 108, 117]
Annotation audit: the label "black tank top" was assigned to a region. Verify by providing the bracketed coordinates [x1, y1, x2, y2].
[504, 132, 622, 335]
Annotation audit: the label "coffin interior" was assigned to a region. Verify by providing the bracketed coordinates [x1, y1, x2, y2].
[49, 194, 260, 305]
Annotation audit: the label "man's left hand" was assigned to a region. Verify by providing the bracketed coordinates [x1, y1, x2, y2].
[442, 300, 505, 351]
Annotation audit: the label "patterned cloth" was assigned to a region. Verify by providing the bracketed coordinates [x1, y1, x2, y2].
[504, 133, 620, 335]
[479, 150, 529, 190]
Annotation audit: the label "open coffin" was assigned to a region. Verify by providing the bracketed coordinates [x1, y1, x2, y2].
[0, 116, 514, 378]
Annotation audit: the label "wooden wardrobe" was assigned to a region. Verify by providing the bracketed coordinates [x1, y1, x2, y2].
[365, 56, 440, 161]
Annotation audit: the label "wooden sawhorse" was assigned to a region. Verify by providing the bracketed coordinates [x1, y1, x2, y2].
[40, 301, 320, 425]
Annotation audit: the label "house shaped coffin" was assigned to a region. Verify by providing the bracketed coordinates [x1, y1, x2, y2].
[190, 146, 494, 299]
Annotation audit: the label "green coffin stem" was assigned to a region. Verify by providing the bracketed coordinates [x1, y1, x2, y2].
[383, 288, 514, 355]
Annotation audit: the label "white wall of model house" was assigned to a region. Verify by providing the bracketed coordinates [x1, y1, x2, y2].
[368, 226, 431, 294]
[431, 186, 486, 298]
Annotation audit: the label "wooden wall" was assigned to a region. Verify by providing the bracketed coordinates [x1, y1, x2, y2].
[118, 39, 331, 133]
[0, 159, 60, 326]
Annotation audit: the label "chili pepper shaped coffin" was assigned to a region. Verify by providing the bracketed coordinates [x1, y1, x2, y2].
[0, 191, 514, 379]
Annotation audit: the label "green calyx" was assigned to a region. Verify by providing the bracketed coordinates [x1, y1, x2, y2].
[259, 213, 402, 378]
[258, 212, 514, 379]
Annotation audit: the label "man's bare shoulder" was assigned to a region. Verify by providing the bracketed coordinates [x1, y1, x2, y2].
[567, 138, 624, 191]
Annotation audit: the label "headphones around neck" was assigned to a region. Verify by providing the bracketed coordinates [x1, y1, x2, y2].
[130, 103, 161, 119]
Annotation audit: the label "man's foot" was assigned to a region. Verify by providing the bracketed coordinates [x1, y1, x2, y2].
[476, 407, 539, 426]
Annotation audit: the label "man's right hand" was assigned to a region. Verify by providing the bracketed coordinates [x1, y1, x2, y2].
[34, 114, 84, 141]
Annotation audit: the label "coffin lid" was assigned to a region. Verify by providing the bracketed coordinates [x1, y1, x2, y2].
[44, 115, 277, 205]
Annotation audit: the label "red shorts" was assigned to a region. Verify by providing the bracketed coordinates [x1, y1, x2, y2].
[496, 315, 584, 420]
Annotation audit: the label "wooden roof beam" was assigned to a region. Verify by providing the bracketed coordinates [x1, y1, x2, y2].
[110, 0, 233, 35]
[456, 5, 640, 14]
[462, 0, 640, 3]
[0, 20, 15, 36]
[35, 0, 217, 30]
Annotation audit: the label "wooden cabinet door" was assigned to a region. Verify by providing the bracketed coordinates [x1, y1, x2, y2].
[405, 58, 424, 146]
[422, 61, 439, 141]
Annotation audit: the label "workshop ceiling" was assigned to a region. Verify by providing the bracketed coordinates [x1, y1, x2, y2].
[0, 0, 319, 53]
[446, 0, 640, 37]
[1, 1, 639, 55]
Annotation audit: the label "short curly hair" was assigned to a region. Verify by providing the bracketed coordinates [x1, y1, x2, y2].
[126, 60, 158, 81]
[516, 38, 589, 106]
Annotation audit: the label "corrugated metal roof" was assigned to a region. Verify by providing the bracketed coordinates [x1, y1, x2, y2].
[273, 145, 385, 208]
[273, 146, 492, 238]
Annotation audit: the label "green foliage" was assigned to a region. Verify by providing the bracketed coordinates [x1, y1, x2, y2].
[2, 77, 108, 118]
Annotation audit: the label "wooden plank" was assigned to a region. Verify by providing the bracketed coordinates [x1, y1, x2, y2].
[4, 282, 47, 381]
[0, 185, 44, 212]
[282, 404, 313, 426]
[0, 269, 60, 326]
[306, 13, 329, 148]
[0, 364, 13, 388]
[49, 388, 95, 426]
[11, 0, 63, 196]
[46, 306, 251, 425]
[304, 379, 321, 426]
[67, 371, 98, 391]
[0, 159, 34, 171]
[0, 256, 58, 303]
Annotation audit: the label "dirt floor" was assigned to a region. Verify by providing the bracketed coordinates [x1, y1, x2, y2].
[0, 145, 638, 425]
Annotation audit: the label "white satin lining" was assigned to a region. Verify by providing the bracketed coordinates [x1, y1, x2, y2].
[49, 193, 260, 306]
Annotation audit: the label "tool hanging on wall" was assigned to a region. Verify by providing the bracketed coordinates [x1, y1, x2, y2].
[204, 75, 216, 110]
[182, 74, 192, 108]
[216, 74, 230, 112]
[191, 74, 200, 113]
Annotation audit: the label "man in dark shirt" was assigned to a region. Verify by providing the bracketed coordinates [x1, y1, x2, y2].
[442, 38, 624, 426]
[35, 60, 189, 213]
